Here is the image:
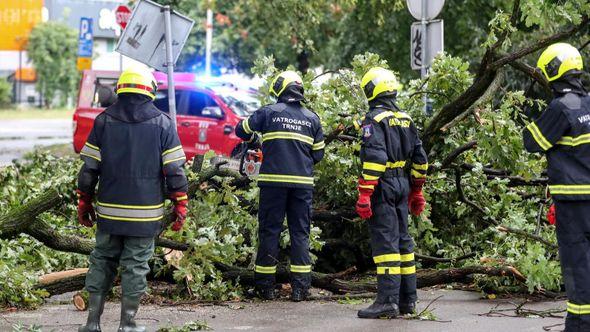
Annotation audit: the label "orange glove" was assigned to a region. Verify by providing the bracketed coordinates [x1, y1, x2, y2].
[76, 190, 95, 227]
[170, 192, 188, 231]
[356, 179, 378, 220]
[546, 204, 556, 225]
[408, 178, 426, 216]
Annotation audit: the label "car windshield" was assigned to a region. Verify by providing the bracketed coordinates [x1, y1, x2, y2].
[215, 89, 259, 117]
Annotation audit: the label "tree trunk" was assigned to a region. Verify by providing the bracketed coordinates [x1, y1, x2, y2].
[35, 268, 88, 296]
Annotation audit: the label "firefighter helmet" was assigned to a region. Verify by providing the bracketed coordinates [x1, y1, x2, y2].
[270, 70, 303, 98]
[361, 67, 402, 101]
[116, 67, 158, 99]
[537, 43, 584, 82]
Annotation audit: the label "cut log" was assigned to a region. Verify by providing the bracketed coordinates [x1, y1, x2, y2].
[73, 291, 88, 311]
[35, 268, 88, 296]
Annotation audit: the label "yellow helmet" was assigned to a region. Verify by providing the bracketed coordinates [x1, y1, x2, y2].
[116, 67, 158, 99]
[361, 67, 402, 101]
[537, 43, 584, 82]
[270, 70, 303, 98]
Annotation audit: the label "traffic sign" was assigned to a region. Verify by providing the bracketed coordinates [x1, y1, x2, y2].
[115, 0, 194, 72]
[115, 5, 131, 30]
[407, 0, 445, 20]
[77, 17, 93, 71]
[411, 20, 444, 70]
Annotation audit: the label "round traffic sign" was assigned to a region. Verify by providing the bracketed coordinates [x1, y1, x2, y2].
[406, 0, 445, 20]
[115, 5, 132, 30]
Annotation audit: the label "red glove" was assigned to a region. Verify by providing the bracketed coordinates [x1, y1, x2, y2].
[170, 192, 188, 231]
[408, 178, 426, 216]
[76, 190, 95, 227]
[356, 179, 378, 220]
[546, 204, 556, 225]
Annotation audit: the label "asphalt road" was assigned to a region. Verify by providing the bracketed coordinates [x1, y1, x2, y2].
[0, 119, 71, 166]
[0, 289, 566, 332]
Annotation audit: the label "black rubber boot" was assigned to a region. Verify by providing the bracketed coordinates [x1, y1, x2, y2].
[78, 293, 106, 332]
[291, 288, 310, 302]
[399, 302, 416, 315]
[117, 296, 145, 332]
[253, 287, 277, 300]
[357, 295, 399, 319]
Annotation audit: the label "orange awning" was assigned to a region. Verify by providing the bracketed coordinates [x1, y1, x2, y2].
[15, 68, 36, 82]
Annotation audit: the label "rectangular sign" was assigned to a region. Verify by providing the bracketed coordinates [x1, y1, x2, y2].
[115, 0, 194, 71]
[77, 57, 92, 71]
[0, 0, 43, 50]
[411, 19, 444, 70]
[78, 17, 94, 58]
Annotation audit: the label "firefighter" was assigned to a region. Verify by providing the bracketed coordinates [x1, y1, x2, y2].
[522, 43, 590, 332]
[77, 67, 189, 332]
[355, 67, 428, 319]
[235, 70, 325, 301]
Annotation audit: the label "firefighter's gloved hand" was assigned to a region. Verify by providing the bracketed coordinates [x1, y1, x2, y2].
[547, 204, 556, 225]
[408, 178, 426, 216]
[356, 179, 378, 220]
[247, 134, 261, 150]
[170, 192, 189, 231]
[76, 189, 95, 227]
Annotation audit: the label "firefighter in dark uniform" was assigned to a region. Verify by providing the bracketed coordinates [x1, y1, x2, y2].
[522, 43, 590, 332]
[77, 67, 189, 332]
[355, 67, 428, 319]
[235, 70, 325, 301]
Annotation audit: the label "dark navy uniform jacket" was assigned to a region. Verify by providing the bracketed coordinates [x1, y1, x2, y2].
[523, 84, 590, 200]
[78, 94, 188, 237]
[235, 101, 324, 189]
[360, 100, 428, 183]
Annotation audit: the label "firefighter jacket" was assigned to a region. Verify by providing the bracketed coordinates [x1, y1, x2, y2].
[77, 94, 188, 237]
[235, 101, 324, 188]
[523, 79, 590, 201]
[359, 98, 428, 184]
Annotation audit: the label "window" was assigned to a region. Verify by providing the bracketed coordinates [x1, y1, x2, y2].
[154, 90, 221, 118]
[92, 78, 118, 108]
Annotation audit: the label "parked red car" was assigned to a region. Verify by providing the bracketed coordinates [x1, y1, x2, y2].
[73, 70, 259, 161]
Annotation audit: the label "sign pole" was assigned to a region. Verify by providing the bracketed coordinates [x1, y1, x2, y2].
[205, 6, 213, 77]
[162, 5, 177, 128]
[420, 0, 429, 115]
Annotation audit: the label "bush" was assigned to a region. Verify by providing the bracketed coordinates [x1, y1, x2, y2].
[0, 77, 12, 107]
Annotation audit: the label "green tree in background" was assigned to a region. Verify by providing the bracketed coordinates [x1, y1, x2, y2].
[27, 22, 79, 108]
[0, 77, 12, 107]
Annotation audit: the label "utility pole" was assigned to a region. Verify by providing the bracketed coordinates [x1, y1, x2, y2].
[205, 1, 213, 77]
[163, 5, 177, 128]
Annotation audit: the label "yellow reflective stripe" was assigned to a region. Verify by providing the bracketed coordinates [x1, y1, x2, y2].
[362, 174, 380, 181]
[97, 201, 164, 210]
[549, 185, 590, 195]
[400, 253, 415, 262]
[526, 122, 552, 150]
[373, 111, 395, 123]
[97, 213, 163, 222]
[387, 161, 406, 168]
[290, 265, 312, 273]
[162, 145, 182, 156]
[567, 302, 590, 315]
[262, 132, 314, 145]
[557, 134, 590, 146]
[255, 265, 276, 274]
[312, 141, 325, 150]
[80, 152, 101, 162]
[85, 142, 100, 151]
[377, 266, 401, 275]
[393, 111, 412, 120]
[257, 174, 314, 185]
[242, 118, 253, 134]
[412, 163, 428, 171]
[373, 253, 401, 263]
[411, 169, 427, 178]
[359, 184, 375, 190]
[363, 162, 387, 172]
[401, 266, 416, 275]
[163, 156, 186, 166]
[175, 195, 188, 201]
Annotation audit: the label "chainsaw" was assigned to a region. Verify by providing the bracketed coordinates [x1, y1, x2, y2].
[209, 148, 263, 178]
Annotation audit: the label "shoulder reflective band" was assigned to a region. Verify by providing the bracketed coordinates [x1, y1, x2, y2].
[96, 201, 164, 222]
[162, 145, 186, 165]
[255, 265, 277, 274]
[549, 184, 590, 195]
[393, 111, 412, 120]
[242, 118, 253, 134]
[262, 131, 314, 145]
[373, 111, 395, 123]
[377, 266, 401, 275]
[257, 174, 314, 185]
[80, 142, 101, 162]
[290, 265, 312, 273]
[387, 161, 407, 168]
[400, 253, 415, 262]
[567, 302, 590, 315]
[557, 133, 590, 146]
[312, 141, 325, 150]
[373, 253, 401, 263]
[526, 122, 552, 151]
[401, 266, 416, 275]
[363, 162, 387, 172]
